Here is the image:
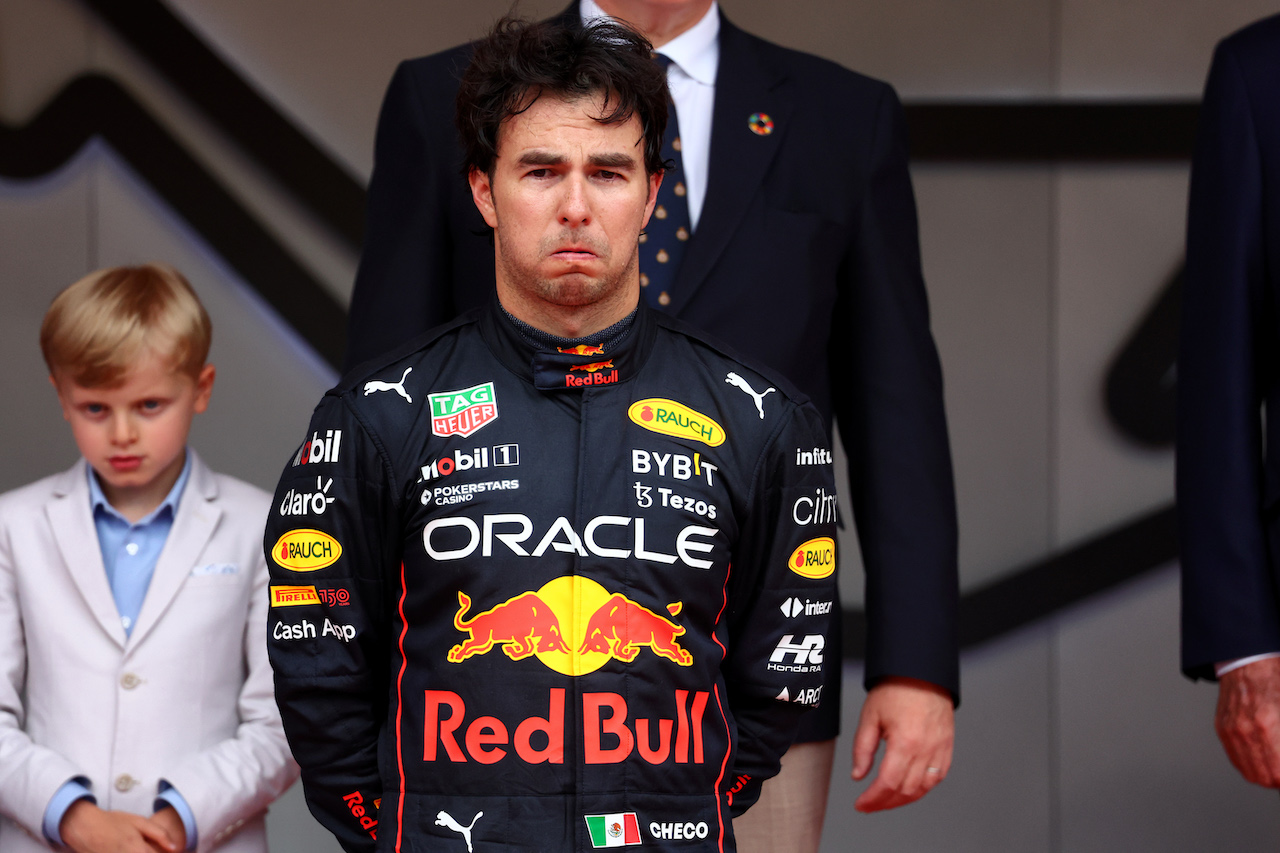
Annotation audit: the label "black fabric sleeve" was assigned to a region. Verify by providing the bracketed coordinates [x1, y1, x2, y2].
[264, 394, 401, 852]
[723, 401, 839, 815]
[829, 82, 960, 701]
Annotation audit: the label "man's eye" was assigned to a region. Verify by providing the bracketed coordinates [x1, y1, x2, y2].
[140, 400, 163, 412]
[597, 170, 620, 181]
[85, 404, 105, 415]
[527, 168, 552, 178]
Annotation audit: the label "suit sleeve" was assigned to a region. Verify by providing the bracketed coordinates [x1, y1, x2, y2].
[723, 401, 838, 815]
[264, 395, 400, 853]
[0, 509, 84, 837]
[829, 83, 959, 700]
[345, 58, 462, 371]
[1178, 39, 1280, 679]
[162, 520, 299, 850]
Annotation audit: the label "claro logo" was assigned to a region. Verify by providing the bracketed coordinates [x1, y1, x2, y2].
[788, 537, 835, 579]
[628, 399, 725, 447]
[272, 529, 342, 572]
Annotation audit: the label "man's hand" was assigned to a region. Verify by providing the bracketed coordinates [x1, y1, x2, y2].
[851, 676, 954, 813]
[1216, 656, 1280, 786]
[60, 800, 181, 853]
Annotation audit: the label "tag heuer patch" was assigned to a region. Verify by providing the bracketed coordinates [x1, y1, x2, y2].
[429, 382, 499, 438]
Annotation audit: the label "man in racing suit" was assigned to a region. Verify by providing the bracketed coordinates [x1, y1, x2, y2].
[265, 17, 836, 853]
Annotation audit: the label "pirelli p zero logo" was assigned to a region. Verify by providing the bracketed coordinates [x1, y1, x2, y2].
[628, 399, 725, 447]
[272, 529, 342, 572]
[271, 585, 322, 607]
[430, 382, 498, 438]
[789, 537, 835, 579]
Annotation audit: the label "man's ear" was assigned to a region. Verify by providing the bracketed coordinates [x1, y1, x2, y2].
[640, 169, 663, 229]
[468, 167, 499, 228]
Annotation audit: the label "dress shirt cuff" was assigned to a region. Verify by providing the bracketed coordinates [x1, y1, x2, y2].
[43, 777, 95, 846]
[1216, 652, 1280, 677]
[156, 780, 199, 851]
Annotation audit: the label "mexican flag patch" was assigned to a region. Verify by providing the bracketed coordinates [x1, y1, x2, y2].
[584, 813, 642, 847]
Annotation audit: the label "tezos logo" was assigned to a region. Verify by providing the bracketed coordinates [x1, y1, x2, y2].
[279, 476, 335, 516]
[430, 382, 498, 438]
[291, 429, 342, 466]
[788, 537, 835, 579]
[272, 529, 342, 572]
[628, 399, 725, 447]
[768, 634, 825, 672]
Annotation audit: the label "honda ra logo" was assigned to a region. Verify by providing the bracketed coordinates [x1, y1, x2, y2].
[768, 634, 825, 673]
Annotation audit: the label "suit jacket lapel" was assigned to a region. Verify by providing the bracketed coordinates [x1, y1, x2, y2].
[127, 453, 221, 651]
[46, 462, 127, 648]
[670, 14, 791, 313]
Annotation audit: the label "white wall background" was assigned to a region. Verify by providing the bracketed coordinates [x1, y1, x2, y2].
[3, 0, 1279, 850]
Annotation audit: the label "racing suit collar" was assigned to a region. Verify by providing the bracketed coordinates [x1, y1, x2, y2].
[480, 294, 658, 391]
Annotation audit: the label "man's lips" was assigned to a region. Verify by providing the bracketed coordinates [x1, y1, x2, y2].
[109, 456, 143, 472]
[551, 248, 598, 261]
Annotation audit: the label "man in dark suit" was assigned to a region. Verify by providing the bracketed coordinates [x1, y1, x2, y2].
[1179, 13, 1280, 789]
[346, 2, 958, 846]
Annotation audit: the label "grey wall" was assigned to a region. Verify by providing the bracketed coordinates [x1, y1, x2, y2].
[3, 1, 1279, 850]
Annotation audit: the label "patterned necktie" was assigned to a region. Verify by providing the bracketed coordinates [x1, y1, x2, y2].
[641, 53, 692, 310]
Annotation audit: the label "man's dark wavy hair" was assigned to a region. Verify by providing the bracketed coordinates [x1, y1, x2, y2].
[456, 15, 669, 177]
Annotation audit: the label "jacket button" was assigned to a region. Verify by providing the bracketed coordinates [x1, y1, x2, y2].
[114, 774, 136, 792]
[120, 673, 140, 689]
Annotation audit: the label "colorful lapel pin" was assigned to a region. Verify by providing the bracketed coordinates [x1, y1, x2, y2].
[748, 112, 774, 136]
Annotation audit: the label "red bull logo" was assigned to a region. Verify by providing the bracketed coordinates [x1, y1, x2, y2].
[448, 591, 569, 662]
[449, 577, 691, 675]
[558, 344, 606, 356]
[570, 360, 614, 373]
[423, 687, 709, 765]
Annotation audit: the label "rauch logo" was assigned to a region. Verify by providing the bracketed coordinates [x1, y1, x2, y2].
[272, 529, 342, 572]
[788, 537, 835, 579]
[627, 399, 725, 447]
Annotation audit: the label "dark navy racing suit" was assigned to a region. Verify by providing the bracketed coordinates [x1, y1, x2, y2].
[265, 298, 837, 852]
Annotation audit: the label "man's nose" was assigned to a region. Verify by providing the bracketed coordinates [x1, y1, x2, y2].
[558, 175, 591, 226]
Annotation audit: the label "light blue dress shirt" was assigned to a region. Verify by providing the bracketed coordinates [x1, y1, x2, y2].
[42, 454, 198, 850]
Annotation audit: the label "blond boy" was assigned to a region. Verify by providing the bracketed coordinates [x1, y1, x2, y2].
[0, 265, 296, 853]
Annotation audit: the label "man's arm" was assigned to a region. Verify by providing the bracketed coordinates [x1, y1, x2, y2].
[265, 395, 399, 852]
[723, 400, 839, 815]
[829, 81, 959, 808]
[345, 56, 466, 370]
[1179, 31, 1280, 786]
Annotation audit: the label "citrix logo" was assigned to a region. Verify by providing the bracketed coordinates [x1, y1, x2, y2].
[292, 430, 341, 466]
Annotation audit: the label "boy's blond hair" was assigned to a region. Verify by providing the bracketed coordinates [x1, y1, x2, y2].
[40, 264, 212, 387]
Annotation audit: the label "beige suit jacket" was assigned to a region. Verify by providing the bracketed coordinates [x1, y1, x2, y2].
[0, 453, 298, 852]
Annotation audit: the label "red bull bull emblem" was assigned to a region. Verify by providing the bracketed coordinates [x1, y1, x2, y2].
[570, 360, 614, 373]
[449, 577, 692, 675]
[558, 344, 606, 356]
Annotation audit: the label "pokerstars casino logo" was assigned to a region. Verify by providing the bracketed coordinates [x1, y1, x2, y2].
[788, 537, 835, 579]
[448, 577, 692, 674]
[429, 382, 498, 438]
[272, 529, 342, 572]
[628, 399, 725, 447]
